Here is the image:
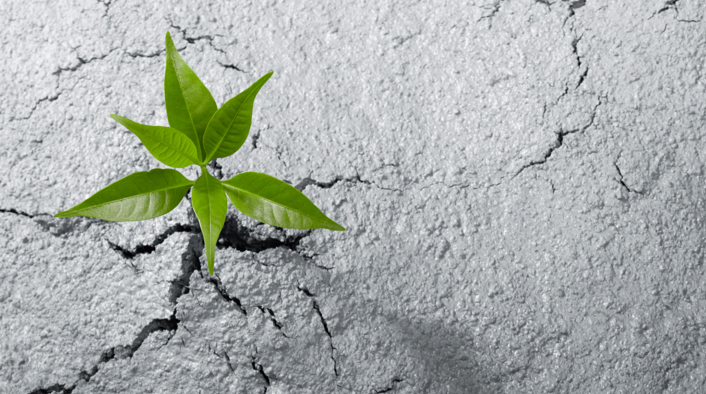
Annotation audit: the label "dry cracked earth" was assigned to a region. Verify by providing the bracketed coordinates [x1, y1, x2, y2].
[2, 0, 706, 393]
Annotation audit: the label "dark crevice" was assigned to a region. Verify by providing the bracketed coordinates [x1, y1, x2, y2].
[0, 208, 45, 218]
[512, 97, 602, 179]
[223, 351, 235, 373]
[251, 354, 271, 392]
[217, 61, 245, 72]
[256, 306, 290, 337]
[289, 170, 400, 193]
[169, 237, 205, 303]
[208, 275, 247, 315]
[251, 131, 261, 149]
[614, 162, 643, 195]
[218, 215, 315, 257]
[107, 223, 196, 260]
[27, 310, 179, 394]
[166, 17, 225, 53]
[28, 384, 73, 394]
[208, 159, 224, 180]
[313, 300, 339, 377]
[126, 50, 164, 58]
[11, 93, 62, 122]
[28, 208, 201, 394]
[376, 378, 405, 393]
[658, 0, 678, 14]
[297, 285, 316, 297]
[96, 0, 112, 18]
[52, 49, 115, 78]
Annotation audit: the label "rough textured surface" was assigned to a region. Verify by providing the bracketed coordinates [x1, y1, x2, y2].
[2, 0, 706, 393]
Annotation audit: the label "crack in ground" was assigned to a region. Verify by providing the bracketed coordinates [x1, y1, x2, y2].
[613, 161, 644, 194]
[288, 170, 401, 193]
[207, 159, 224, 180]
[126, 50, 165, 58]
[511, 97, 603, 180]
[52, 49, 116, 78]
[26, 310, 179, 394]
[0, 208, 51, 218]
[217, 60, 246, 72]
[251, 351, 271, 394]
[251, 131, 261, 149]
[166, 17, 226, 54]
[256, 306, 291, 337]
[107, 223, 196, 260]
[207, 275, 247, 315]
[376, 378, 405, 393]
[27, 217, 204, 394]
[217, 215, 332, 268]
[569, 34, 588, 89]
[297, 286, 338, 377]
[11, 93, 62, 122]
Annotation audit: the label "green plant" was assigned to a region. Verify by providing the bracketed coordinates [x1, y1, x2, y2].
[55, 31, 345, 275]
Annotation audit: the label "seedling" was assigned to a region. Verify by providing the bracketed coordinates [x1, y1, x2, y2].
[56, 31, 345, 275]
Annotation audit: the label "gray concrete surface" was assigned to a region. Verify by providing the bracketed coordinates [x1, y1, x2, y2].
[2, 0, 705, 393]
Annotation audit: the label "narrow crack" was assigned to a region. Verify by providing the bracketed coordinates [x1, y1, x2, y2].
[256, 306, 290, 337]
[569, 34, 588, 89]
[207, 159, 224, 180]
[289, 170, 401, 193]
[52, 49, 116, 78]
[251, 354, 271, 394]
[96, 0, 112, 18]
[0, 208, 46, 218]
[376, 378, 405, 393]
[207, 275, 247, 315]
[217, 215, 324, 265]
[511, 97, 603, 179]
[251, 131, 261, 149]
[107, 223, 196, 260]
[126, 50, 164, 58]
[614, 162, 643, 195]
[11, 93, 62, 122]
[26, 310, 179, 394]
[27, 210, 202, 394]
[217, 60, 246, 72]
[313, 300, 339, 377]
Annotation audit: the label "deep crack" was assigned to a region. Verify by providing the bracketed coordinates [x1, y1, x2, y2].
[256, 306, 290, 337]
[207, 159, 224, 180]
[52, 49, 116, 78]
[208, 275, 247, 315]
[614, 162, 643, 195]
[251, 355, 271, 393]
[107, 223, 196, 260]
[11, 93, 62, 122]
[376, 378, 405, 393]
[217, 60, 245, 72]
[217, 215, 317, 261]
[26, 310, 179, 394]
[512, 97, 603, 179]
[313, 300, 339, 377]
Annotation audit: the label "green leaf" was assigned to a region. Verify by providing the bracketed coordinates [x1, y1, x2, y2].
[192, 169, 227, 275]
[110, 114, 200, 168]
[164, 31, 218, 161]
[221, 172, 345, 231]
[55, 169, 193, 222]
[203, 71, 273, 163]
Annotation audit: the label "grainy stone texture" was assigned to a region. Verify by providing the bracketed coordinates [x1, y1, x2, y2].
[2, 0, 706, 393]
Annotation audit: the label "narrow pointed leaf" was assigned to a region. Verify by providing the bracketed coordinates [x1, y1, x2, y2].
[221, 172, 345, 231]
[164, 31, 217, 161]
[55, 169, 193, 222]
[192, 170, 227, 275]
[203, 71, 273, 162]
[111, 114, 200, 168]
